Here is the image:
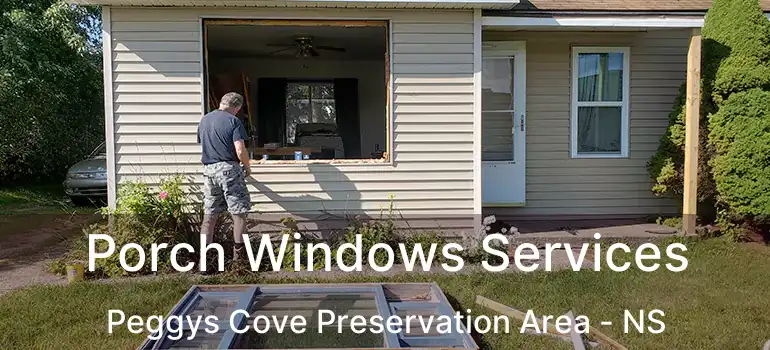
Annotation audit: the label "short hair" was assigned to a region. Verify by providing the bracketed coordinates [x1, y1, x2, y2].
[219, 92, 243, 110]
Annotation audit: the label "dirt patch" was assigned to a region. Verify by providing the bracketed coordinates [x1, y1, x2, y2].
[0, 213, 95, 260]
[0, 213, 99, 296]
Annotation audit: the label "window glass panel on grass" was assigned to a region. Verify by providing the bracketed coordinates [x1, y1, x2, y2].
[286, 82, 336, 144]
[572, 48, 628, 157]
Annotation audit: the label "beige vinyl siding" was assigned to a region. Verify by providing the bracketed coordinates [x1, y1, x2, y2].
[108, 7, 475, 228]
[483, 29, 687, 218]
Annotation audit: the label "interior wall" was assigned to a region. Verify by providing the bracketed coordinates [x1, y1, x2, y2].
[209, 57, 387, 157]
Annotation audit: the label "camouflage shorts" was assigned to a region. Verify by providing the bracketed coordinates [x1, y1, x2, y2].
[202, 161, 251, 215]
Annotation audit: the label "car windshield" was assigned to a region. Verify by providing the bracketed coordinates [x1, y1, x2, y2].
[89, 142, 107, 158]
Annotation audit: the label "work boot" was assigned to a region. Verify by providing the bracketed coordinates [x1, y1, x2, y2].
[228, 243, 250, 274]
[198, 253, 221, 275]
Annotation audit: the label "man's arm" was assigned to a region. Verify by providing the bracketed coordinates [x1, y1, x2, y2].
[233, 121, 251, 176]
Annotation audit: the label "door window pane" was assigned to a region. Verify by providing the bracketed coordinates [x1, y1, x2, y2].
[482, 112, 514, 161]
[577, 52, 624, 102]
[482, 58, 514, 111]
[577, 107, 622, 154]
[482, 57, 515, 162]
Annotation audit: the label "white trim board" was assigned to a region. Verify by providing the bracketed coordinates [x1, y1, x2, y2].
[472, 8, 483, 219]
[101, 5, 116, 211]
[482, 15, 706, 28]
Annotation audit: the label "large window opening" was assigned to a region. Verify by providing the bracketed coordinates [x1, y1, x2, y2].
[203, 20, 389, 162]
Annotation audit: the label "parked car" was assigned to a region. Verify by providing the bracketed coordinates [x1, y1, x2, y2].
[64, 142, 107, 206]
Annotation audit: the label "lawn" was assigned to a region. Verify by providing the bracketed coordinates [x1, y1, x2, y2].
[0, 184, 100, 264]
[0, 238, 768, 349]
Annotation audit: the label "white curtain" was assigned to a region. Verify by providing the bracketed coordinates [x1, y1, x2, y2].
[577, 53, 623, 153]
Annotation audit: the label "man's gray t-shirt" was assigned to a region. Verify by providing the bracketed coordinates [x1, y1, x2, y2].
[197, 110, 248, 165]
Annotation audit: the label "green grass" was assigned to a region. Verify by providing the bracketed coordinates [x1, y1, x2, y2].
[0, 183, 78, 214]
[0, 239, 768, 350]
[0, 184, 97, 241]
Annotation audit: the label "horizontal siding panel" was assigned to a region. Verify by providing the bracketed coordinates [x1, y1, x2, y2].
[114, 104, 201, 114]
[393, 76, 472, 84]
[393, 63, 473, 74]
[243, 181, 473, 193]
[250, 190, 473, 202]
[113, 31, 200, 41]
[523, 198, 673, 209]
[394, 123, 472, 133]
[393, 43, 472, 54]
[489, 206, 677, 216]
[115, 93, 202, 103]
[116, 134, 197, 144]
[527, 166, 652, 176]
[391, 23, 473, 34]
[114, 62, 201, 73]
[528, 182, 655, 192]
[394, 93, 473, 104]
[395, 143, 472, 152]
[115, 124, 198, 134]
[115, 83, 201, 93]
[394, 103, 473, 114]
[114, 73, 201, 83]
[111, 21, 200, 32]
[394, 152, 474, 162]
[116, 144, 202, 154]
[393, 53, 473, 64]
[117, 169, 474, 181]
[115, 113, 201, 124]
[117, 154, 200, 164]
[394, 83, 473, 94]
[395, 133, 472, 142]
[248, 200, 473, 213]
[114, 42, 201, 52]
[393, 33, 473, 44]
[528, 174, 654, 185]
[393, 114, 472, 124]
[526, 191, 659, 201]
[114, 52, 201, 62]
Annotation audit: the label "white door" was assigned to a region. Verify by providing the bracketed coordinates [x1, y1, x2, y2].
[481, 41, 526, 206]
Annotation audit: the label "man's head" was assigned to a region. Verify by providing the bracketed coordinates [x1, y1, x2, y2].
[219, 92, 243, 115]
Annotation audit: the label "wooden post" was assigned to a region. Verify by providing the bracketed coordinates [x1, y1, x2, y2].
[683, 28, 702, 236]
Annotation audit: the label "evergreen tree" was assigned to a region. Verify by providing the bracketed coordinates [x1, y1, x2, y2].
[647, 0, 770, 221]
[707, 0, 770, 225]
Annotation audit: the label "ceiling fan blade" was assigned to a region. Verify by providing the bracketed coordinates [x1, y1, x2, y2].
[266, 43, 293, 47]
[268, 47, 294, 55]
[310, 47, 320, 57]
[316, 45, 346, 52]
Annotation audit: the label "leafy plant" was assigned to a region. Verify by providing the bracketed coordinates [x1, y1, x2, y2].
[51, 175, 202, 277]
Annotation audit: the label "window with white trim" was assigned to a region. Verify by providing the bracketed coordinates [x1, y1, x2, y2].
[571, 47, 630, 158]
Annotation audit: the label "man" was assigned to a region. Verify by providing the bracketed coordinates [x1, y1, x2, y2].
[197, 92, 252, 271]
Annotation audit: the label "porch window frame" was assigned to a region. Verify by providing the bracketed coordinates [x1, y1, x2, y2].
[570, 46, 631, 159]
[201, 18, 393, 165]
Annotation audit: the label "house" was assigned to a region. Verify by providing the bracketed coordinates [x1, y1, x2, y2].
[71, 0, 770, 234]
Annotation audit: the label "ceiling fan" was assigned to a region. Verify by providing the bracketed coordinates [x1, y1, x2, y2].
[267, 35, 346, 58]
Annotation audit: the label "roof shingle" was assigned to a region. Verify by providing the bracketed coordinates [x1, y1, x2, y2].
[513, 0, 770, 12]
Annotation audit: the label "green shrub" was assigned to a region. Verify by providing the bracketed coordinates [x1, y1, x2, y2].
[51, 175, 202, 277]
[701, 0, 770, 103]
[708, 89, 770, 218]
[647, 84, 717, 209]
[648, 0, 770, 222]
